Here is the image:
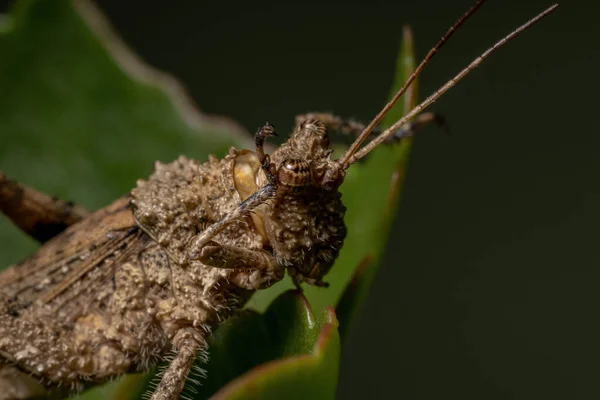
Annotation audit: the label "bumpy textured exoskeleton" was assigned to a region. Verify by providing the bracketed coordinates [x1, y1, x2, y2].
[0, 113, 438, 400]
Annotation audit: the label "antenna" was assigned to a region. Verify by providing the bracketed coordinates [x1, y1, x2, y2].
[340, 3, 559, 168]
[339, 0, 487, 168]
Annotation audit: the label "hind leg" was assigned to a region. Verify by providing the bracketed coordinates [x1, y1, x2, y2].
[150, 328, 206, 400]
[0, 171, 89, 243]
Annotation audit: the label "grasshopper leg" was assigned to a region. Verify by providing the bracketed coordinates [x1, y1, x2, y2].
[150, 328, 205, 400]
[254, 122, 279, 182]
[192, 242, 285, 290]
[186, 184, 276, 259]
[185, 123, 281, 259]
[0, 171, 90, 243]
[294, 111, 446, 145]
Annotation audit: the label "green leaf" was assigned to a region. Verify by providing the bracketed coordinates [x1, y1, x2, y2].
[188, 290, 322, 398]
[0, 0, 249, 269]
[209, 291, 340, 400]
[334, 26, 418, 337]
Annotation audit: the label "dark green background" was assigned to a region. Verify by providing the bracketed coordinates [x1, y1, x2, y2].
[2, 1, 598, 399]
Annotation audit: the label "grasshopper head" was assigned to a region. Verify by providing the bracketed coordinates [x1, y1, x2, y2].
[233, 119, 347, 287]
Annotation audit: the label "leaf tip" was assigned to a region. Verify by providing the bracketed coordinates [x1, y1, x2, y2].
[402, 24, 414, 42]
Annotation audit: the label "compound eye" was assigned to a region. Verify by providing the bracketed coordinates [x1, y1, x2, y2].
[278, 159, 312, 189]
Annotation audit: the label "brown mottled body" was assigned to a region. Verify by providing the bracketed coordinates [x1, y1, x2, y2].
[0, 117, 351, 400]
[0, 197, 170, 398]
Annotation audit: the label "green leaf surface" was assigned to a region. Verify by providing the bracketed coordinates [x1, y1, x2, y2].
[334, 26, 418, 337]
[0, 0, 249, 269]
[188, 290, 323, 399]
[209, 292, 340, 400]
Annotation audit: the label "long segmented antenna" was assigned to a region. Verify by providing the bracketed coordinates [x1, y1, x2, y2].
[340, 3, 559, 168]
[339, 0, 487, 169]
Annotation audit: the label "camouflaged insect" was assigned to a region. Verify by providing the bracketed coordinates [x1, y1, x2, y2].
[0, 114, 433, 400]
[0, 1, 557, 398]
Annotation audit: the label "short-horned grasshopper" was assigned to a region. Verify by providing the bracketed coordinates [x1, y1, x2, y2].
[0, 2, 558, 399]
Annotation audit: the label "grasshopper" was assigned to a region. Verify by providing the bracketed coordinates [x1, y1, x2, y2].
[0, 2, 558, 399]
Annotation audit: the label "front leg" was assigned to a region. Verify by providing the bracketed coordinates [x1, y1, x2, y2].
[187, 184, 276, 259]
[254, 122, 278, 177]
[0, 171, 89, 243]
[193, 243, 285, 290]
[295, 111, 445, 145]
[185, 122, 282, 262]
[150, 328, 206, 400]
